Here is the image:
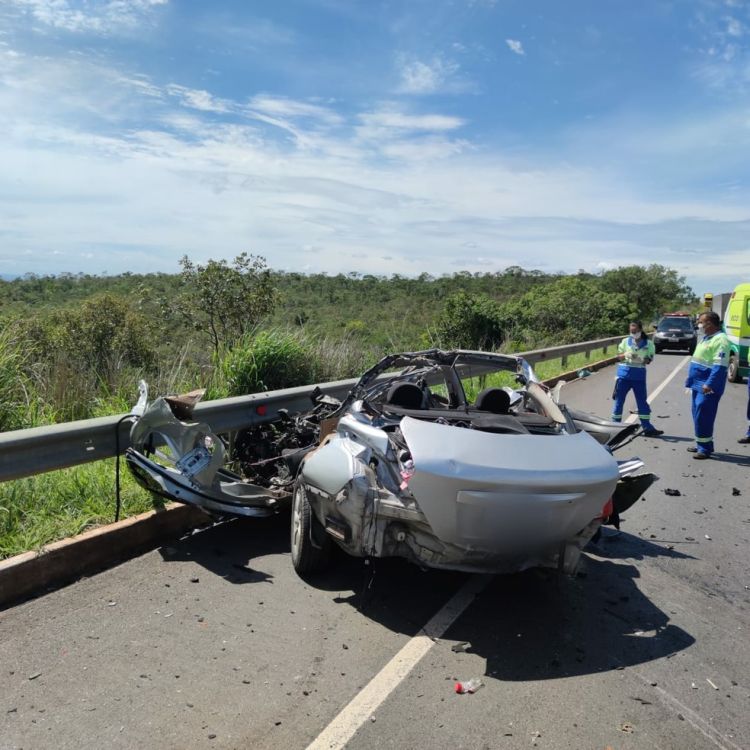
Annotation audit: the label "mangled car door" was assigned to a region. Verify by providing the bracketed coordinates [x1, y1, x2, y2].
[126, 389, 283, 517]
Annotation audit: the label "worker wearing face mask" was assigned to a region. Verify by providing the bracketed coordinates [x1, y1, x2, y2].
[685, 311, 731, 459]
[612, 320, 663, 437]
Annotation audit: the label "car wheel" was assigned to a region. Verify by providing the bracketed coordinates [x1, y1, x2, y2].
[728, 354, 741, 383]
[688, 344, 696, 355]
[291, 479, 331, 576]
[654, 345, 662, 354]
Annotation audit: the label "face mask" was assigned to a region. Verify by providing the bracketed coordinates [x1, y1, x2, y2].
[632, 331, 642, 339]
[698, 324, 705, 333]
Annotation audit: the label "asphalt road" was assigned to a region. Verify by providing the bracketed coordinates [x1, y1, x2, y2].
[2, 354, 749, 750]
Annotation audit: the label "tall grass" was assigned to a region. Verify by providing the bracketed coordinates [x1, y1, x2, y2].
[0, 459, 154, 559]
[0, 322, 42, 431]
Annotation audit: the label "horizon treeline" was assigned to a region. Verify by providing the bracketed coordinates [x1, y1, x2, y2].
[0, 261, 695, 432]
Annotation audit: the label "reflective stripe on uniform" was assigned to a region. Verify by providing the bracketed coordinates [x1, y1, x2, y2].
[696, 435, 713, 443]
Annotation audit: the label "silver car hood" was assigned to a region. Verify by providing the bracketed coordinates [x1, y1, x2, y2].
[400, 417, 619, 553]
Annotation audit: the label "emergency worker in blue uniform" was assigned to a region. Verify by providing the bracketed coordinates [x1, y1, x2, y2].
[612, 320, 663, 437]
[685, 311, 731, 459]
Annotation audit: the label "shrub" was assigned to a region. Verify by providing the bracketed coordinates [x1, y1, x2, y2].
[436, 292, 505, 350]
[216, 330, 315, 396]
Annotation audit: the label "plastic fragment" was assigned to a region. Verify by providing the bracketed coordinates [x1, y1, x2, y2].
[706, 678, 719, 690]
[451, 642, 471, 653]
[454, 678, 483, 694]
[663, 488, 681, 497]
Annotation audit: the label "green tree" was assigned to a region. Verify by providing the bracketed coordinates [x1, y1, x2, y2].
[175, 253, 279, 357]
[54, 293, 158, 385]
[503, 277, 636, 346]
[598, 265, 694, 322]
[436, 292, 506, 350]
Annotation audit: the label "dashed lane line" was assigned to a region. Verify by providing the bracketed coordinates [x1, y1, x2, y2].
[625, 355, 690, 424]
[305, 574, 492, 750]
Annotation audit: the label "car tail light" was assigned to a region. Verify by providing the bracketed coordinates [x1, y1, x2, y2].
[599, 497, 613, 519]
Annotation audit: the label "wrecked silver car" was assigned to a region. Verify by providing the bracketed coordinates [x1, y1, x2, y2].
[125, 350, 654, 576]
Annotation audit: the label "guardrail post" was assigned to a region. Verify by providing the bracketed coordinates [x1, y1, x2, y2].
[561, 355, 568, 368]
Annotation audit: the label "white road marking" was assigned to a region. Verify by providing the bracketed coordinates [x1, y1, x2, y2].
[640, 674, 743, 750]
[625, 356, 690, 424]
[305, 574, 492, 750]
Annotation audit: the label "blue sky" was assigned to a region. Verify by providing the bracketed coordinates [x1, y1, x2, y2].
[1, 0, 749, 295]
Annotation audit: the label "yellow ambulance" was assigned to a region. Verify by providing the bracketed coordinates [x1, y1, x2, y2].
[725, 283, 750, 382]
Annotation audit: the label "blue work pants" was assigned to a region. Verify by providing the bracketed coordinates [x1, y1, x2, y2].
[691, 389, 720, 454]
[612, 377, 652, 427]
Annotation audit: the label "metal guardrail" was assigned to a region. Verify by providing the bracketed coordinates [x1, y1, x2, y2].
[0, 336, 622, 483]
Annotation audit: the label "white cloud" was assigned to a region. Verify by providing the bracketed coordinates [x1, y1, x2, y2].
[505, 39, 525, 56]
[395, 55, 463, 94]
[5, 0, 167, 35]
[727, 17, 744, 37]
[358, 110, 465, 132]
[166, 85, 231, 114]
[247, 95, 342, 126]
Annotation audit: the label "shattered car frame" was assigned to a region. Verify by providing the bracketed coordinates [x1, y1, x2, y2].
[126, 349, 654, 576]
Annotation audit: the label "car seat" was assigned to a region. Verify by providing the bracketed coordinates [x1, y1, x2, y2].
[385, 382, 425, 409]
[474, 387, 511, 414]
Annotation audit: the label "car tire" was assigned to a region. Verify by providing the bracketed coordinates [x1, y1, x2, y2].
[728, 354, 742, 383]
[654, 345, 662, 354]
[291, 479, 332, 576]
[688, 344, 696, 355]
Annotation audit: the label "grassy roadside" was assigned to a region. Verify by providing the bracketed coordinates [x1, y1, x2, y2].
[0, 346, 616, 560]
[0, 459, 153, 559]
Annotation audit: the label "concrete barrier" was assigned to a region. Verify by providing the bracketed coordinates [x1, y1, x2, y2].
[0, 503, 208, 609]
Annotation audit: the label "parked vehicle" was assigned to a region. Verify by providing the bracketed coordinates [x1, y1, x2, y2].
[724, 283, 750, 383]
[126, 350, 655, 577]
[708, 292, 734, 320]
[653, 313, 697, 354]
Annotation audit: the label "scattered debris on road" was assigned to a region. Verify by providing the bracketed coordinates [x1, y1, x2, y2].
[618, 722, 635, 734]
[454, 678, 483, 694]
[732, 487, 741, 496]
[451, 642, 471, 653]
[663, 488, 682, 496]
[28, 672, 42, 680]
[630, 696, 652, 705]
[706, 678, 719, 690]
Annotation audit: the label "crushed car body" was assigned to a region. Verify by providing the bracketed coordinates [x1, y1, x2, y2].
[126, 349, 655, 575]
